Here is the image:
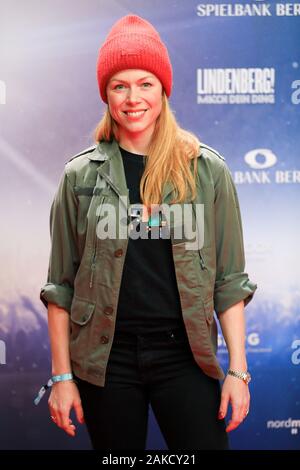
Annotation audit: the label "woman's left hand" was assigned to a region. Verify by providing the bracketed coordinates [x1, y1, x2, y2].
[218, 374, 250, 433]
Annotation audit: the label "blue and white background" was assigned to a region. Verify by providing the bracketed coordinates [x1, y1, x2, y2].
[0, 0, 299, 450]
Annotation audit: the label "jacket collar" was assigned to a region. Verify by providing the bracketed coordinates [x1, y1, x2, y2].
[87, 137, 200, 204]
[87, 138, 128, 200]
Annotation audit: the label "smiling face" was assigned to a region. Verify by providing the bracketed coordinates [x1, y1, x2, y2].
[106, 69, 163, 140]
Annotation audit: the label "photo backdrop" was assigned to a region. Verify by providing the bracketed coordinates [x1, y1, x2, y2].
[0, 0, 299, 450]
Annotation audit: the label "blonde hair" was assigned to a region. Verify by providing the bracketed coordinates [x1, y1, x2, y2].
[93, 91, 201, 209]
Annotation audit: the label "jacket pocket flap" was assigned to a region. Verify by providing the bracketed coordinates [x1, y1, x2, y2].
[203, 297, 215, 324]
[70, 296, 95, 325]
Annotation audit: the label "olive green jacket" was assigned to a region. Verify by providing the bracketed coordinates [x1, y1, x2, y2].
[40, 137, 257, 386]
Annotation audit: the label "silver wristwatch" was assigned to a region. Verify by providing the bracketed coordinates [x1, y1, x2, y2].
[227, 369, 251, 385]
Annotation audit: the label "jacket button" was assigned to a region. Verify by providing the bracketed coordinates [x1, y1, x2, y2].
[104, 306, 113, 316]
[114, 249, 123, 257]
[100, 335, 109, 344]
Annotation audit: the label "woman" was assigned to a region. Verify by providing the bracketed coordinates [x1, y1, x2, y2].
[38, 14, 257, 450]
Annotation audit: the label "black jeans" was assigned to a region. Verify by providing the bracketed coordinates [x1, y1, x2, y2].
[73, 326, 229, 450]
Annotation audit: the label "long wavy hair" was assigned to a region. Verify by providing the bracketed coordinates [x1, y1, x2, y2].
[93, 91, 201, 210]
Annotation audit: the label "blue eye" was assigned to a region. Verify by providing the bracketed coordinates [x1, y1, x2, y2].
[114, 82, 152, 90]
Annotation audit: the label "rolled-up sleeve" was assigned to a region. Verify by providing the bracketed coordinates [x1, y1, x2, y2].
[213, 161, 257, 316]
[40, 169, 79, 313]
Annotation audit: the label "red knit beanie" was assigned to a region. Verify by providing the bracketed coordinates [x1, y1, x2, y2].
[96, 14, 173, 103]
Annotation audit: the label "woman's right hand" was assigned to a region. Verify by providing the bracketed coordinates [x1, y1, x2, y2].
[48, 381, 85, 436]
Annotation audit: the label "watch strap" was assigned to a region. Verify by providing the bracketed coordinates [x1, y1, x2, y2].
[227, 368, 251, 384]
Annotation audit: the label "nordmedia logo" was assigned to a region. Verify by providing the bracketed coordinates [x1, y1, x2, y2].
[267, 418, 300, 435]
[266, 341, 300, 436]
[95, 198, 205, 251]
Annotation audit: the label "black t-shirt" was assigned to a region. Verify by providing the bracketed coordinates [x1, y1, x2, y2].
[115, 145, 185, 335]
